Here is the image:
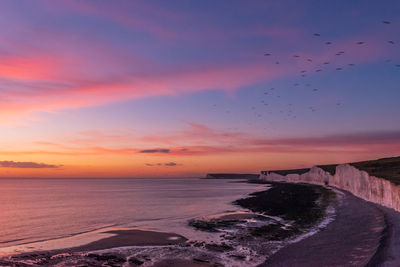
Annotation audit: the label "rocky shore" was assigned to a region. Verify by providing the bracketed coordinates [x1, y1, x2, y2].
[0, 182, 336, 267]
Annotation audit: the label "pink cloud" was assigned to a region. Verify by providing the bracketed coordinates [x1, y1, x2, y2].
[0, 61, 285, 123]
[0, 17, 395, 125]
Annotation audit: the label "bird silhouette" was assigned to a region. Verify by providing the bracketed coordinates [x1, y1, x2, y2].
[258, 20, 397, 122]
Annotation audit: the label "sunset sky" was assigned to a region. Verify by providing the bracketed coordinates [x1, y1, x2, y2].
[0, 0, 399, 178]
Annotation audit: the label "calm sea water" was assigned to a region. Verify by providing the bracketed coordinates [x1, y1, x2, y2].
[0, 178, 263, 252]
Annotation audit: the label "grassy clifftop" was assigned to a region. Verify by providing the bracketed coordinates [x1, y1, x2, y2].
[350, 157, 400, 185]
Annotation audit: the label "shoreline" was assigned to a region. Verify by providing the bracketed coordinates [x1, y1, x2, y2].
[262, 189, 398, 267]
[71, 229, 187, 252]
[0, 181, 338, 266]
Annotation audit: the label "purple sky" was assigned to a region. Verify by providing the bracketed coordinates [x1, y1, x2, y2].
[0, 0, 399, 177]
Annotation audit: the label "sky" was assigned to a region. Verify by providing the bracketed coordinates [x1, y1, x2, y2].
[0, 0, 399, 178]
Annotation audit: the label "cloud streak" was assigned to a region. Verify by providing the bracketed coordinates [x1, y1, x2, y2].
[0, 160, 60, 168]
[145, 162, 178, 167]
[139, 148, 170, 154]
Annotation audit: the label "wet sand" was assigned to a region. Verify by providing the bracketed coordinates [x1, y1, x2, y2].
[2, 229, 188, 266]
[71, 229, 187, 252]
[262, 190, 390, 267]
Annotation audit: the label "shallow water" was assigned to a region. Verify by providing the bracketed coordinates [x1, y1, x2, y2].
[0, 178, 264, 252]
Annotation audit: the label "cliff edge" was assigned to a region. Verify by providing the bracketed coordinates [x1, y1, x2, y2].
[260, 156, 400, 212]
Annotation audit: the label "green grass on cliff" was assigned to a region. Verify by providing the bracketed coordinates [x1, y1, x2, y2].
[350, 157, 400, 185]
[318, 157, 400, 184]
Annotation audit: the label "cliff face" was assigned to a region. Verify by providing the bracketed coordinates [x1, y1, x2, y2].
[260, 164, 400, 212]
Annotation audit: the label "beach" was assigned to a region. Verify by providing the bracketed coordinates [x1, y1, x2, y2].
[0, 180, 339, 266]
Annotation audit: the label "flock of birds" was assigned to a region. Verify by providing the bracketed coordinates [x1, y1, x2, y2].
[211, 20, 398, 128]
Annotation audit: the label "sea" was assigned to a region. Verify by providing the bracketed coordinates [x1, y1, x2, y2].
[0, 178, 265, 256]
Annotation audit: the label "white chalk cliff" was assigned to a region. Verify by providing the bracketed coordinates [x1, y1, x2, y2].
[260, 164, 400, 212]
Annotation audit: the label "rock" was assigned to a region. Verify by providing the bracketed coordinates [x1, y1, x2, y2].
[205, 243, 234, 252]
[86, 253, 125, 265]
[128, 257, 144, 265]
[193, 257, 209, 263]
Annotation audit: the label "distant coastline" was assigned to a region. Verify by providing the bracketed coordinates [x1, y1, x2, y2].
[205, 173, 260, 179]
